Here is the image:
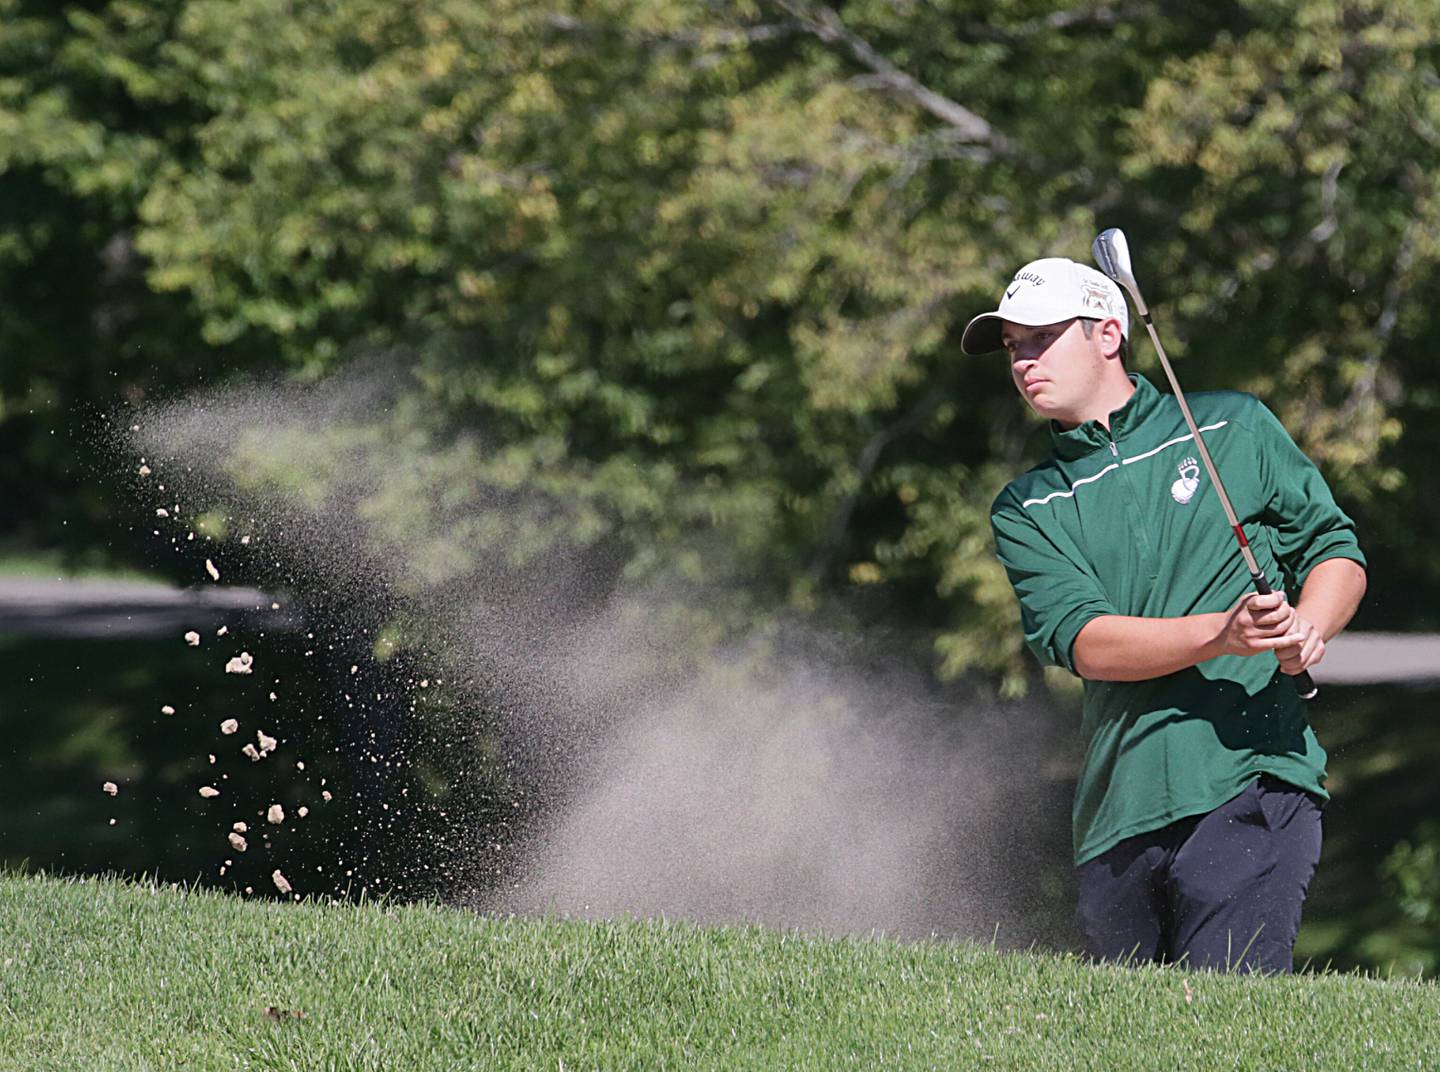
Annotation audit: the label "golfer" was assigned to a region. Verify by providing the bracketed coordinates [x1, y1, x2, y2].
[963, 257, 1367, 973]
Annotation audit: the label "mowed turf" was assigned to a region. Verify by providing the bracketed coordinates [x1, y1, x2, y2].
[1, 875, 1435, 1071]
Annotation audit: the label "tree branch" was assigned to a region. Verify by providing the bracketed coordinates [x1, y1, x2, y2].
[807, 387, 946, 583]
[768, 0, 1011, 151]
[1307, 159, 1343, 245]
[1341, 213, 1417, 429]
[543, 13, 803, 48]
[983, 4, 1142, 41]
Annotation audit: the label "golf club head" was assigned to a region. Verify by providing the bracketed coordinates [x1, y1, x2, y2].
[1092, 227, 1148, 316]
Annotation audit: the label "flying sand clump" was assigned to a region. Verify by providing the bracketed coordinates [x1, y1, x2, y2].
[224, 652, 254, 675]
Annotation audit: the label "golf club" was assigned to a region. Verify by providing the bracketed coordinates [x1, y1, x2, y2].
[1091, 227, 1318, 700]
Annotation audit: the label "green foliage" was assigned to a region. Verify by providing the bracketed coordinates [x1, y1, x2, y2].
[1385, 821, 1440, 928]
[1121, 0, 1440, 572]
[3, 874, 1438, 1069]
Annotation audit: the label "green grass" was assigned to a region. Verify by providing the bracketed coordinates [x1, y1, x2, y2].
[1, 875, 1436, 1071]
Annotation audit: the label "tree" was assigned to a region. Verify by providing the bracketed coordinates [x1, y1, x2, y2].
[5, 0, 1438, 688]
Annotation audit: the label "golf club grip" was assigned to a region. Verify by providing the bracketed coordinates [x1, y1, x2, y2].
[1249, 574, 1318, 700]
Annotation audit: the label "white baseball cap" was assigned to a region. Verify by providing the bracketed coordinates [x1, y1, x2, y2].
[960, 257, 1129, 355]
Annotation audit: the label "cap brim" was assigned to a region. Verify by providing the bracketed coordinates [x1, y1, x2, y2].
[960, 312, 1006, 355]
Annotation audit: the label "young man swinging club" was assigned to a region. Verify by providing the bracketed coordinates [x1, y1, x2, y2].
[964, 256, 1367, 973]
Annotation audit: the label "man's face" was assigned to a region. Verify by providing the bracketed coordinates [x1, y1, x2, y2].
[1001, 317, 1118, 426]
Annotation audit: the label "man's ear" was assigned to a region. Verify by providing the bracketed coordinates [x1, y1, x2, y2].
[1099, 317, 1125, 360]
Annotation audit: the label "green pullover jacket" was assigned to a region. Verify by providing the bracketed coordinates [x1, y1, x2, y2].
[990, 375, 1366, 865]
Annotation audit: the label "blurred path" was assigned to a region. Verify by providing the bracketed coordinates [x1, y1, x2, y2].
[0, 579, 1431, 681]
[1311, 632, 1440, 686]
[0, 578, 287, 638]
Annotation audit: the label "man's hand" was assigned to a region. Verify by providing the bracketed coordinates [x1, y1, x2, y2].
[1216, 591, 1306, 659]
[1275, 613, 1324, 675]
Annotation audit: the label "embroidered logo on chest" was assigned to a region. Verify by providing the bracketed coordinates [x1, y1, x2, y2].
[1170, 456, 1201, 504]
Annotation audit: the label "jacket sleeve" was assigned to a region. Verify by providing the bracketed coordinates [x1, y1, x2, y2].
[991, 500, 1120, 674]
[1251, 400, 1367, 586]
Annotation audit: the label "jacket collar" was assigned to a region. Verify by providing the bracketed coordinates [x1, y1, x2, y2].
[1049, 374, 1160, 461]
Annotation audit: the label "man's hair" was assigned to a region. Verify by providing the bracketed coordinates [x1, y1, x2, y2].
[1078, 317, 1130, 364]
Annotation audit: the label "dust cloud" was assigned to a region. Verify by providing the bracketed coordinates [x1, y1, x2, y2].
[122, 366, 1075, 947]
[506, 639, 1058, 940]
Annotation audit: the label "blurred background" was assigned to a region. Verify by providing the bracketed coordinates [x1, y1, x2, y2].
[3, 0, 1439, 973]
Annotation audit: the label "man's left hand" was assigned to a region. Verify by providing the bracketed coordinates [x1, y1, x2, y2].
[1276, 613, 1325, 675]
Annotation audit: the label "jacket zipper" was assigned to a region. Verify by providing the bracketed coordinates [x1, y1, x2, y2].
[1109, 431, 1160, 581]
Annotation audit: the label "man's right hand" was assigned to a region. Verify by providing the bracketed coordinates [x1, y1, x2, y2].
[1216, 591, 1306, 658]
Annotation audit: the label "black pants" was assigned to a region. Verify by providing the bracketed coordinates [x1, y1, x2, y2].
[1074, 776, 1323, 973]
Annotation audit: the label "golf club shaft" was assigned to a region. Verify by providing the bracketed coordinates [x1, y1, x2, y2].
[1137, 318, 1258, 572]
[1134, 310, 1318, 700]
